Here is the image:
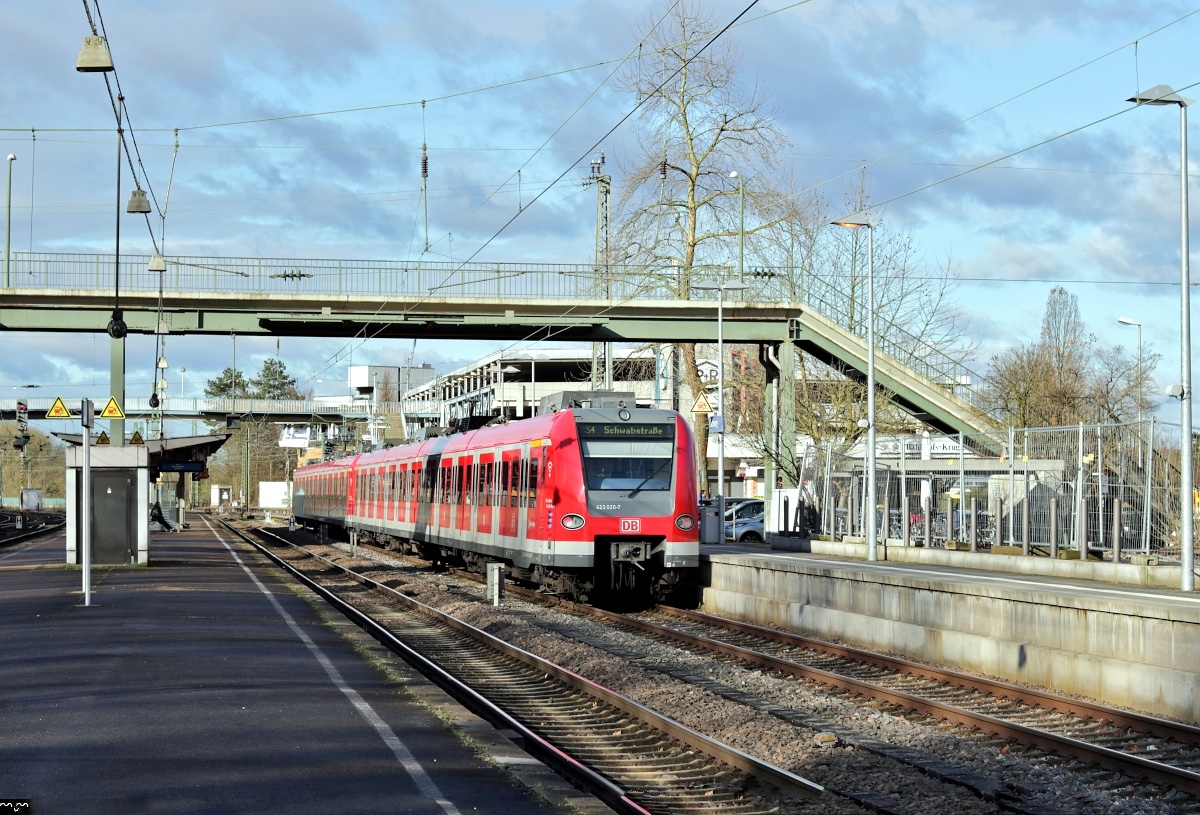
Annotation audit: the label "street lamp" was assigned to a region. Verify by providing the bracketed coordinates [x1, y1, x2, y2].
[1117, 316, 1143, 425]
[1128, 84, 1194, 591]
[830, 211, 878, 562]
[693, 278, 748, 518]
[729, 171, 744, 282]
[489, 363, 519, 419]
[524, 351, 553, 417]
[5, 153, 13, 288]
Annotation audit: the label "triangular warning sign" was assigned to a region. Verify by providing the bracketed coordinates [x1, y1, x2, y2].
[130, 430, 144, 445]
[99, 397, 125, 419]
[46, 397, 73, 419]
[96, 431, 110, 445]
[690, 392, 714, 414]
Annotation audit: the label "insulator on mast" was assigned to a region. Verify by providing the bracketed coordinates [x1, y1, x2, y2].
[421, 145, 428, 179]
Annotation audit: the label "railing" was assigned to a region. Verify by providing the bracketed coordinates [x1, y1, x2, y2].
[0, 396, 427, 419]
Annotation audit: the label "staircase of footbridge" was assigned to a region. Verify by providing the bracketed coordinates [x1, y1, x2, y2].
[0, 252, 994, 436]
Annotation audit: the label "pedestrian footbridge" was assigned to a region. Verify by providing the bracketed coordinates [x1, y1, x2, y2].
[0, 252, 994, 436]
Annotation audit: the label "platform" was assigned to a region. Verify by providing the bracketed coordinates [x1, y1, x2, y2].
[0, 524, 607, 815]
[697, 538, 1200, 724]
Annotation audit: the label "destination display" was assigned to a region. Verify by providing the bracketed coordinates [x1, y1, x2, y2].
[577, 422, 674, 439]
[158, 461, 206, 472]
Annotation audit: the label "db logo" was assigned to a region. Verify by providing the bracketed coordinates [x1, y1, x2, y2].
[619, 518, 641, 533]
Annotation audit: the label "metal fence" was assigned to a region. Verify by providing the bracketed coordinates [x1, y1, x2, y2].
[800, 420, 1184, 562]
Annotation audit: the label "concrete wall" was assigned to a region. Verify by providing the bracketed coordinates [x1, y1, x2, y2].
[697, 549, 1200, 723]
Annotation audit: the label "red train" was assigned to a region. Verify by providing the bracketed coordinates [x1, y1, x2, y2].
[292, 406, 699, 604]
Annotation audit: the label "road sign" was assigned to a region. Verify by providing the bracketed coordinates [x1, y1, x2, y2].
[99, 397, 125, 419]
[46, 397, 73, 419]
[16, 401, 28, 433]
[690, 393, 713, 414]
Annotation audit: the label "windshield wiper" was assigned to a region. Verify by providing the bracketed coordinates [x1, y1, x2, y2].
[625, 459, 671, 498]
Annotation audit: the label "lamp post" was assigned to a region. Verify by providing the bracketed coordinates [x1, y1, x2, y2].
[77, 32, 128, 445]
[5, 153, 13, 288]
[1117, 317, 1143, 425]
[693, 279, 748, 518]
[490, 363, 519, 419]
[525, 351, 553, 417]
[830, 212, 878, 562]
[1129, 84, 1194, 591]
[729, 171, 744, 283]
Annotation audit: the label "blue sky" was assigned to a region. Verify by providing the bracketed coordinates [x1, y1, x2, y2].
[1, 0, 1198, 428]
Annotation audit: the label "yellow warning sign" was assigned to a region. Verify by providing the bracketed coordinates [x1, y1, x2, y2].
[130, 430, 144, 445]
[99, 397, 125, 419]
[690, 393, 714, 414]
[46, 397, 73, 419]
[96, 431, 110, 445]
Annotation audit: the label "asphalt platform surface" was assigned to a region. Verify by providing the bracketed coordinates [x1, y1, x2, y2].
[0, 521, 596, 815]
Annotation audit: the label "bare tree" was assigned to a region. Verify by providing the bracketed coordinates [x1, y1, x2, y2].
[982, 287, 1159, 426]
[611, 0, 797, 487]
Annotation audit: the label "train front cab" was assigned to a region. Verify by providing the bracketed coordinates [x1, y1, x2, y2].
[555, 408, 699, 603]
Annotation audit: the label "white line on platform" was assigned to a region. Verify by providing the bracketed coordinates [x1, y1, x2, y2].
[203, 518, 464, 815]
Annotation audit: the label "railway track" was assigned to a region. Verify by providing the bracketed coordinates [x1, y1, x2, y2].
[236, 525, 824, 815]
[326, 534, 1200, 813]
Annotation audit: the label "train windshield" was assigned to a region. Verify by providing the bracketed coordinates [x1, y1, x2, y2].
[577, 422, 675, 491]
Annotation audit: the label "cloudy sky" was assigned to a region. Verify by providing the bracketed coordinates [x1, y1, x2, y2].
[1, 0, 1197, 428]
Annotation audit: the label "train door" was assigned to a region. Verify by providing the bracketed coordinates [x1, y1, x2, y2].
[438, 459, 453, 529]
[457, 455, 473, 532]
[414, 458, 436, 538]
[498, 450, 515, 539]
[476, 454, 494, 536]
[525, 442, 544, 543]
[398, 463, 410, 524]
[384, 465, 394, 521]
[516, 443, 531, 542]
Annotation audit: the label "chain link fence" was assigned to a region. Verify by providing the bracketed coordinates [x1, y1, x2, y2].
[800, 420, 1185, 562]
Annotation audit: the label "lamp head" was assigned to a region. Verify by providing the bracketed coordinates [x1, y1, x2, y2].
[6, 154, 14, 162]
[831, 211, 875, 229]
[1128, 84, 1194, 107]
[1117, 316, 1141, 326]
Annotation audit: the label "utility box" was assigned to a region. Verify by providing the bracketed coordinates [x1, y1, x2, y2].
[65, 445, 150, 566]
[699, 501, 723, 544]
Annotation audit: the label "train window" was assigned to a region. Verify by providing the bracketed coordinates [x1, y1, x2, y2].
[500, 460, 510, 507]
[486, 462, 495, 506]
[529, 458, 539, 506]
[579, 438, 675, 491]
[520, 458, 528, 508]
[421, 464, 435, 503]
[463, 463, 473, 505]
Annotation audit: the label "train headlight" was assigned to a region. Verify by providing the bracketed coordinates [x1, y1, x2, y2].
[561, 514, 586, 530]
[675, 514, 695, 531]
